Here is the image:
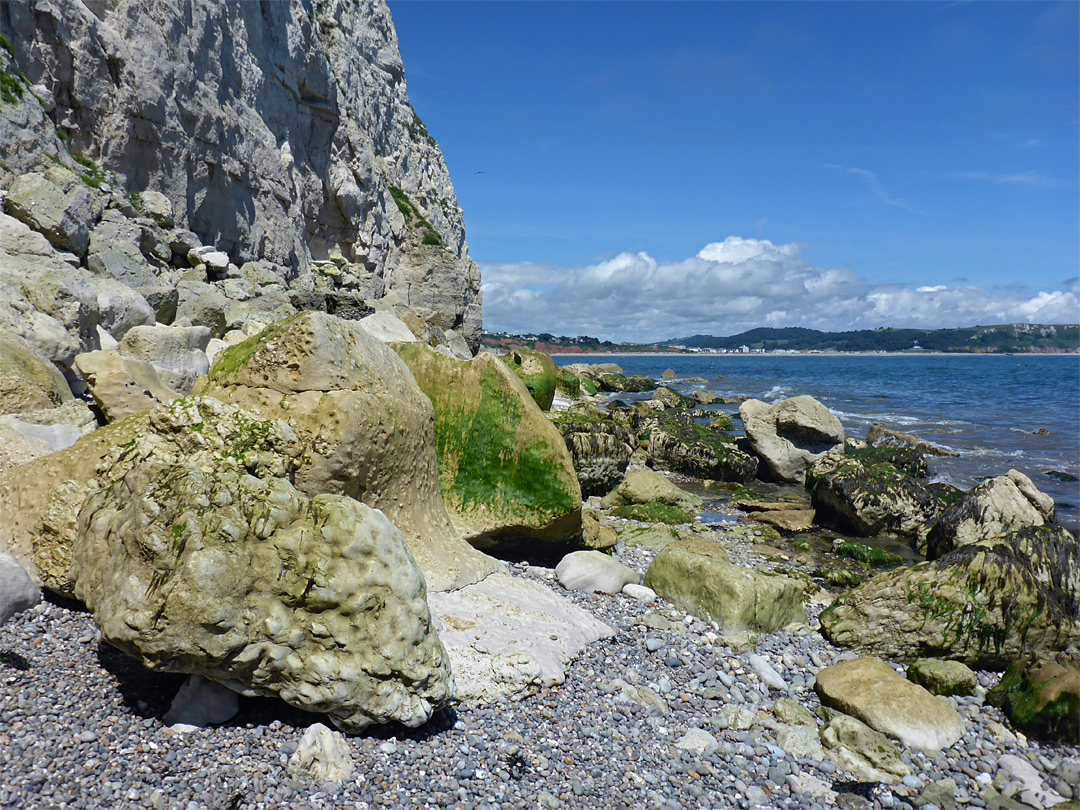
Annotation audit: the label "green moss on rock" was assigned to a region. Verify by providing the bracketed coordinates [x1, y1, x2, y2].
[611, 502, 693, 525]
[500, 348, 557, 411]
[835, 541, 905, 568]
[986, 654, 1079, 743]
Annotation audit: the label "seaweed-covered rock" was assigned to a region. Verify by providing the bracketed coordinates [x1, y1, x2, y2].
[986, 652, 1079, 743]
[806, 453, 943, 543]
[0, 397, 302, 595]
[844, 443, 928, 478]
[499, 347, 557, 411]
[73, 462, 452, 732]
[393, 342, 581, 550]
[740, 396, 844, 483]
[834, 541, 905, 568]
[601, 468, 702, 513]
[194, 312, 501, 591]
[644, 537, 806, 633]
[819, 525, 1080, 669]
[610, 502, 694, 525]
[645, 417, 758, 483]
[927, 470, 1056, 560]
[866, 424, 958, 457]
[555, 369, 581, 399]
[549, 407, 634, 497]
[651, 386, 692, 410]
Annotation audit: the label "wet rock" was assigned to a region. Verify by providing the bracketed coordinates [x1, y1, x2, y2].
[645, 416, 758, 483]
[987, 652, 1079, 743]
[866, 424, 958, 457]
[550, 406, 634, 498]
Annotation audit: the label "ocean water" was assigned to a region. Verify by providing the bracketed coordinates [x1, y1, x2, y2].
[554, 353, 1080, 533]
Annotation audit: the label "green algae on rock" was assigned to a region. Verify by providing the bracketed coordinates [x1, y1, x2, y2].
[986, 652, 1079, 743]
[819, 524, 1080, 669]
[394, 342, 581, 549]
[549, 406, 633, 498]
[644, 536, 807, 633]
[645, 416, 758, 483]
[499, 347, 557, 411]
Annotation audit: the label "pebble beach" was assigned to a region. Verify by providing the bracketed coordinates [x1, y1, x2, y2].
[3, 500, 1076, 810]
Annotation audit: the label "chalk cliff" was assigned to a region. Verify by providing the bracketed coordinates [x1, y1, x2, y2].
[0, 0, 481, 344]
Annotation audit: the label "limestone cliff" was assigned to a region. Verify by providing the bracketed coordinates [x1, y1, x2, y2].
[0, 0, 481, 345]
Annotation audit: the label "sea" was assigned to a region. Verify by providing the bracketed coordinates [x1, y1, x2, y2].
[553, 353, 1080, 534]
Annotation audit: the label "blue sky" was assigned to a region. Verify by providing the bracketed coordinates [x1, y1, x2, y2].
[389, 1, 1079, 340]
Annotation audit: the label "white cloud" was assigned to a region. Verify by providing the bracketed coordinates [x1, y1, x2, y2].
[480, 237, 1080, 341]
[958, 170, 1061, 188]
[826, 165, 923, 213]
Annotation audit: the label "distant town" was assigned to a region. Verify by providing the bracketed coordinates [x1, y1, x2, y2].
[482, 323, 1080, 355]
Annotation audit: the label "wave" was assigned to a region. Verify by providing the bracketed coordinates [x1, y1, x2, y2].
[761, 384, 794, 400]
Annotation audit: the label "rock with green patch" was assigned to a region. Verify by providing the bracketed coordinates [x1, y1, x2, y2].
[986, 652, 1079, 743]
[610, 502, 693, 525]
[556, 369, 581, 398]
[549, 406, 634, 497]
[740, 396, 845, 484]
[3, 166, 99, 257]
[645, 416, 758, 483]
[774, 697, 816, 726]
[907, 658, 978, 697]
[618, 522, 683, 551]
[819, 524, 1080, 669]
[643, 536, 806, 633]
[844, 442, 928, 478]
[195, 313, 501, 592]
[392, 341, 581, 551]
[815, 656, 965, 751]
[601, 468, 702, 513]
[816, 568, 866, 588]
[705, 413, 734, 430]
[818, 709, 913, 783]
[750, 509, 816, 533]
[0, 333, 71, 415]
[835, 541, 904, 568]
[866, 424, 958, 458]
[0, 396, 303, 595]
[73, 461, 452, 732]
[927, 470, 1056, 560]
[651, 386, 692, 410]
[806, 452, 943, 544]
[499, 348, 556, 410]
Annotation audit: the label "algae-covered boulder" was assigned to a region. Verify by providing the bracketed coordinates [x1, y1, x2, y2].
[194, 312, 500, 591]
[393, 342, 581, 549]
[601, 468, 702, 513]
[740, 396, 844, 483]
[927, 470, 1056, 560]
[500, 347, 557, 411]
[866, 424, 958, 458]
[0, 397, 302, 595]
[843, 443, 928, 478]
[646, 416, 758, 483]
[549, 406, 634, 497]
[806, 453, 943, 544]
[986, 652, 1079, 743]
[814, 657, 965, 752]
[651, 386, 692, 410]
[643, 536, 806, 633]
[73, 462, 452, 732]
[819, 524, 1080, 669]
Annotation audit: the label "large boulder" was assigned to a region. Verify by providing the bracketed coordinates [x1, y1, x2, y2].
[2, 166, 99, 257]
[739, 396, 844, 483]
[555, 550, 639, 594]
[866, 424, 958, 457]
[72, 461, 452, 732]
[74, 350, 181, 423]
[392, 342, 581, 550]
[815, 657, 965, 752]
[600, 468, 702, 513]
[643, 536, 806, 633]
[87, 212, 167, 293]
[549, 407, 634, 497]
[0, 333, 71, 414]
[805, 452, 944, 543]
[194, 313, 501, 591]
[986, 652, 1079, 743]
[927, 470, 1056, 560]
[819, 524, 1080, 669]
[0, 396, 303, 594]
[118, 324, 212, 393]
[500, 347, 557, 411]
[645, 416, 758, 483]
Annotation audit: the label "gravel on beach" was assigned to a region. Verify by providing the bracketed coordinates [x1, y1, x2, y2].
[2, 509, 1077, 810]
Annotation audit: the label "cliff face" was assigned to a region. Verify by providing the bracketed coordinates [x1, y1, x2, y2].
[0, 0, 481, 343]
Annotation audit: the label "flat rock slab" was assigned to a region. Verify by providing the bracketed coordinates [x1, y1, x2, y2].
[815, 657, 965, 752]
[429, 572, 614, 703]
